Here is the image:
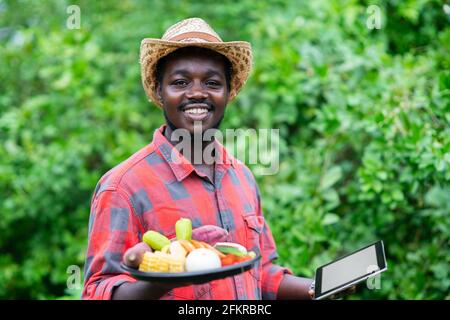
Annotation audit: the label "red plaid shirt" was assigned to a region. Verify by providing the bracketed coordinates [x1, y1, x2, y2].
[82, 124, 291, 300]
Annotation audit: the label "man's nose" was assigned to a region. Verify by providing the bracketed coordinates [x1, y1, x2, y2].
[186, 81, 208, 100]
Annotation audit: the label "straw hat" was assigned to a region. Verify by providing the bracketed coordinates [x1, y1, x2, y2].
[140, 18, 253, 108]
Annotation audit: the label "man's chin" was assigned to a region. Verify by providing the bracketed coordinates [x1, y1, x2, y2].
[183, 124, 220, 136]
[169, 121, 222, 134]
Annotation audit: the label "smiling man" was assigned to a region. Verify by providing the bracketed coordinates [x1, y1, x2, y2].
[155, 46, 232, 184]
[82, 18, 316, 300]
[157, 45, 230, 132]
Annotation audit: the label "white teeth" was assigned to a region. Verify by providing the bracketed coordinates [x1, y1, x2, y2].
[185, 108, 208, 114]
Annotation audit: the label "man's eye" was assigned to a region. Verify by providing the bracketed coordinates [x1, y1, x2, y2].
[206, 81, 221, 87]
[173, 80, 188, 86]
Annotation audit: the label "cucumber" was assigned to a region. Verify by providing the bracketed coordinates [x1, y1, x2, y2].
[175, 218, 192, 241]
[143, 230, 170, 250]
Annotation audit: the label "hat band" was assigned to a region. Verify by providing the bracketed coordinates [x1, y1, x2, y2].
[167, 31, 222, 43]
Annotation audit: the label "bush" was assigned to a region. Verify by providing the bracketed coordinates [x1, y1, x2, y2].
[0, 0, 448, 299]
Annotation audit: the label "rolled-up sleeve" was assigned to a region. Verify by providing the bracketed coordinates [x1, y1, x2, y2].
[254, 185, 292, 300]
[260, 218, 292, 299]
[82, 187, 144, 300]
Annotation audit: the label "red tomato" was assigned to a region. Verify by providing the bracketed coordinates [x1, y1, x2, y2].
[221, 254, 251, 266]
[221, 254, 240, 266]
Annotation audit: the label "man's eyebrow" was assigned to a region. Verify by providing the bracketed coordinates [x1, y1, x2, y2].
[204, 69, 224, 77]
[169, 69, 190, 76]
[169, 68, 224, 77]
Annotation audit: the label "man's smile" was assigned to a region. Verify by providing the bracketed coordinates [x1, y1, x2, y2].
[181, 103, 213, 122]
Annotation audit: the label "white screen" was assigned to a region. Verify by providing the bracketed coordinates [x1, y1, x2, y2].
[321, 245, 379, 293]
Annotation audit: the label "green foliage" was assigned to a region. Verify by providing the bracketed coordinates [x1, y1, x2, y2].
[0, 0, 448, 299]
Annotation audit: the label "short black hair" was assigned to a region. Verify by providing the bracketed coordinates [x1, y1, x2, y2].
[155, 46, 232, 93]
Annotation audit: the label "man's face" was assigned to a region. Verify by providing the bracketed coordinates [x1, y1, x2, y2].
[157, 50, 229, 134]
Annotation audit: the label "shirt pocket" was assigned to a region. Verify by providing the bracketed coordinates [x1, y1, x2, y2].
[243, 214, 264, 248]
[243, 214, 264, 283]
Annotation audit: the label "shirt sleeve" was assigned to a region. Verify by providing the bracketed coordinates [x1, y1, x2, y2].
[255, 182, 293, 300]
[82, 187, 144, 300]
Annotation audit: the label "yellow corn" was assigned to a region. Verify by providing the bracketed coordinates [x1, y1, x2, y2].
[139, 251, 184, 273]
[155, 251, 185, 273]
[138, 252, 168, 272]
[168, 260, 184, 273]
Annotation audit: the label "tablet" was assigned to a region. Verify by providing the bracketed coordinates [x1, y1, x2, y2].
[314, 240, 387, 300]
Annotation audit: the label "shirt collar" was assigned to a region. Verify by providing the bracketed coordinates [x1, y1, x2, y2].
[152, 124, 236, 182]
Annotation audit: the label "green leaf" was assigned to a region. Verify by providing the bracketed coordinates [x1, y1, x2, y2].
[425, 186, 450, 208]
[392, 189, 404, 201]
[323, 213, 340, 225]
[320, 166, 343, 190]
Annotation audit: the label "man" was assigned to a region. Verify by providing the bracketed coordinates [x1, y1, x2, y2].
[82, 18, 319, 300]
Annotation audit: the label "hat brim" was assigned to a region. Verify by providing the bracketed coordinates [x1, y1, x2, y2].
[140, 39, 253, 108]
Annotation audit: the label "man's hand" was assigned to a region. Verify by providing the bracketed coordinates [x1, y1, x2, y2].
[308, 285, 357, 300]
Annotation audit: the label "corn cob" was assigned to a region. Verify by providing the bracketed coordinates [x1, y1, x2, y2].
[154, 251, 185, 273]
[138, 251, 184, 273]
[168, 259, 184, 273]
[139, 252, 167, 272]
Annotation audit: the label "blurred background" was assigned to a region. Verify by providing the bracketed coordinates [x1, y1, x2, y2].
[0, 0, 449, 300]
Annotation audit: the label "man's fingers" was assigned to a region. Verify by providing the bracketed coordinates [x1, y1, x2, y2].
[123, 242, 152, 268]
[308, 290, 315, 299]
[327, 285, 357, 300]
[344, 285, 356, 295]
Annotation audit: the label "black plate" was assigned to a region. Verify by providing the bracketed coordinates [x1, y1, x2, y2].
[121, 255, 261, 284]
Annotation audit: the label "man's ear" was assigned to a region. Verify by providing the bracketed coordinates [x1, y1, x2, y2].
[225, 91, 231, 105]
[156, 83, 163, 103]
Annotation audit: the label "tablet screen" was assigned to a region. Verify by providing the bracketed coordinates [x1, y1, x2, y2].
[321, 245, 378, 292]
[315, 241, 387, 299]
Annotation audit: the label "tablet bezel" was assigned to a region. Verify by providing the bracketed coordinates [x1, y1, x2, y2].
[314, 240, 387, 300]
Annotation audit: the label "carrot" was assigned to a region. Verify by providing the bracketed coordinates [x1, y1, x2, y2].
[220, 255, 235, 266]
[190, 239, 205, 249]
[178, 239, 195, 253]
[220, 254, 242, 266]
[200, 241, 226, 258]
